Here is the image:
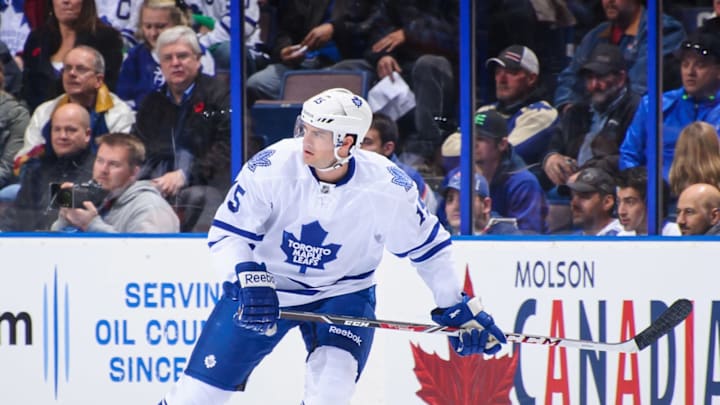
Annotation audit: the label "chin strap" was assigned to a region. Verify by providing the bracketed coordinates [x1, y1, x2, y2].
[314, 147, 353, 172]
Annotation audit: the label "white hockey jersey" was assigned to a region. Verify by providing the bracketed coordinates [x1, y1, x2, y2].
[208, 138, 462, 308]
[96, 0, 142, 47]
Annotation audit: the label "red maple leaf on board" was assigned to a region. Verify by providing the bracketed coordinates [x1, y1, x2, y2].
[412, 264, 518, 404]
[412, 343, 518, 405]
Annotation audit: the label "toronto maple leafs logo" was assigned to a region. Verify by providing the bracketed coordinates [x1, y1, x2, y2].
[387, 166, 413, 192]
[281, 221, 340, 274]
[247, 149, 275, 172]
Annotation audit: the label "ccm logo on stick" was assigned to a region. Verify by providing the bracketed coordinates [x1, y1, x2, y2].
[344, 320, 370, 327]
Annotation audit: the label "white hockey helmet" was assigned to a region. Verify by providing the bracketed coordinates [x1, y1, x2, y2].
[296, 88, 372, 169]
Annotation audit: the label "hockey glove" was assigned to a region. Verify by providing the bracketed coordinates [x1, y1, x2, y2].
[431, 294, 506, 356]
[232, 262, 279, 335]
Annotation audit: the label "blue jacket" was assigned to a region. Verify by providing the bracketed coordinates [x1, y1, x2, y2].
[554, 9, 685, 108]
[619, 88, 720, 180]
[116, 44, 164, 109]
[489, 148, 548, 234]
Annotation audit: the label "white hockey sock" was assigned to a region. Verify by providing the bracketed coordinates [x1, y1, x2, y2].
[303, 346, 358, 405]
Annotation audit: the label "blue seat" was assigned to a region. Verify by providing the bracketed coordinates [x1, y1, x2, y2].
[250, 70, 370, 147]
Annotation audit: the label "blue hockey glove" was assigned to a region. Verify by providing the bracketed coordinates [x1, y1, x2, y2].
[431, 294, 506, 356]
[231, 262, 279, 335]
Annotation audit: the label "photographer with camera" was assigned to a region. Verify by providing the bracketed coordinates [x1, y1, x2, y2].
[0, 103, 94, 232]
[51, 132, 179, 233]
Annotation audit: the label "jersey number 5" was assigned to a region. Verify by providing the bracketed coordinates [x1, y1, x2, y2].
[227, 183, 246, 212]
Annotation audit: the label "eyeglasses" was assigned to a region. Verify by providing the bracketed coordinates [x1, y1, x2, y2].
[62, 64, 97, 75]
[681, 42, 712, 56]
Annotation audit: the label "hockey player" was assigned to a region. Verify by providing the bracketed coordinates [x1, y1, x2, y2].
[160, 88, 506, 404]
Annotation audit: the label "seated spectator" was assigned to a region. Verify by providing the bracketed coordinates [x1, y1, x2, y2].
[616, 166, 681, 236]
[0, 63, 30, 201]
[478, 45, 558, 173]
[543, 43, 639, 190]
[132, 26, 230, 232]
[246, 0, 376, 104]
[620, 32, 720, 181]
[21, 0, 123, 113]
[358, 0, 458, 176]
[442, 167, 520, 235]
[0, 39, 23, 97]
[52, 132, 179, 233]
[563, 166, 623, 236]
[0, 103, 94, 231]
[668, 121, 720, 198]
[13, 46, 135, 175]
[360, 113, 437, 214]
[116, 0, 216, 109]
[473, 110, 547, 233]
[554, 0, 685, 112]
[676, 183, 720, 235]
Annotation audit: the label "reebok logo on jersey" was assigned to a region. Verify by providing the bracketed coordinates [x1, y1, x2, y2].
[329, 326, 362, 346]
[239, 272, 275, 288]
[281, 221, 340, 274]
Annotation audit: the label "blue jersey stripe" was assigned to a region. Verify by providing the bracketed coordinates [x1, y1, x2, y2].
[394, 222, 441, 258]
[410, 237, 451, 263]
[211, 220, 264, 241]
[338, 269, 374, 281]
[277, 289, 319, 296]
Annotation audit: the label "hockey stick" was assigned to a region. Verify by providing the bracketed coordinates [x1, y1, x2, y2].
[279, 298, 692, 353]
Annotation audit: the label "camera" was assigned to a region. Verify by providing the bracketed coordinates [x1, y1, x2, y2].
[49, 180, 108, 209]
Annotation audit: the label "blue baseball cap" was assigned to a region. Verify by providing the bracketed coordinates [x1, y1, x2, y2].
[444, 168, 489, 197]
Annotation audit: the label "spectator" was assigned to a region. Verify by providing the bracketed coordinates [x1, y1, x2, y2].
[554, 0, 685, 111]
[0, 103, 94, 231]
[616, 166, 681, 236]
[620, 32, 720, 181]
[359, 0, 459, 176]
[96, 0, 143, 49]
[21, 0, 124, 113]
[668, 121, 720, 197]
[564, 166, 623, 235]
[116, 0, 216, 109]
[51, 132, 179, 233]
[0, 0, 30, 64]
[246, 0, 378, 104]
[442, 167, 520, 235]
[0, 38, 23, 97]
[473, 110, 548, 233]
[13, 46, 135, 176]
[132, 26, 230, 232]
[0, 63, 30, 201]
[543, 43, 640, 189]
[676, 183, 720, 235]
[478, 45, 558, 175]
[360, 113, 437, 214]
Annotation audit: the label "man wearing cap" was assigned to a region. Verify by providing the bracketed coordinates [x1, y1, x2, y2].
[565, 167, 623, 236]
[620, 31, 720, 181]
[542, 43, 639, 189]
[441, 167, 520, 235]
[473, 109, 547, 233]
[477, 45, 558, 176]
[554, 0, 685, 111]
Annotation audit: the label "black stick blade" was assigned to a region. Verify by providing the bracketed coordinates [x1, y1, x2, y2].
[634, 299, 693, 351]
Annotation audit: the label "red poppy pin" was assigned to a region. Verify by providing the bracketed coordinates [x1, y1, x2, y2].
[193, 101, 205, 113]
[31, 47, 41, 57]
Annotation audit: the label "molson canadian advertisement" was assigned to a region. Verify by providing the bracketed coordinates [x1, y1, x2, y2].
[0, 237, 716, 404]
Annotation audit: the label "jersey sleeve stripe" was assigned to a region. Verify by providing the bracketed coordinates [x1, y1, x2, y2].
[211, 219, 264, 241]
[207, 235, 229, 248]
[409, 237, 452, 263]
[393, 222, 441, 258]
[276, 288, 320, 296]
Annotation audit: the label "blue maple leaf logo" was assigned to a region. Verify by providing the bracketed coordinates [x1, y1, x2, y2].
[247, 149, 275, 172]
[388, 166, 413, 192]
[281, 221, 341, 274]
